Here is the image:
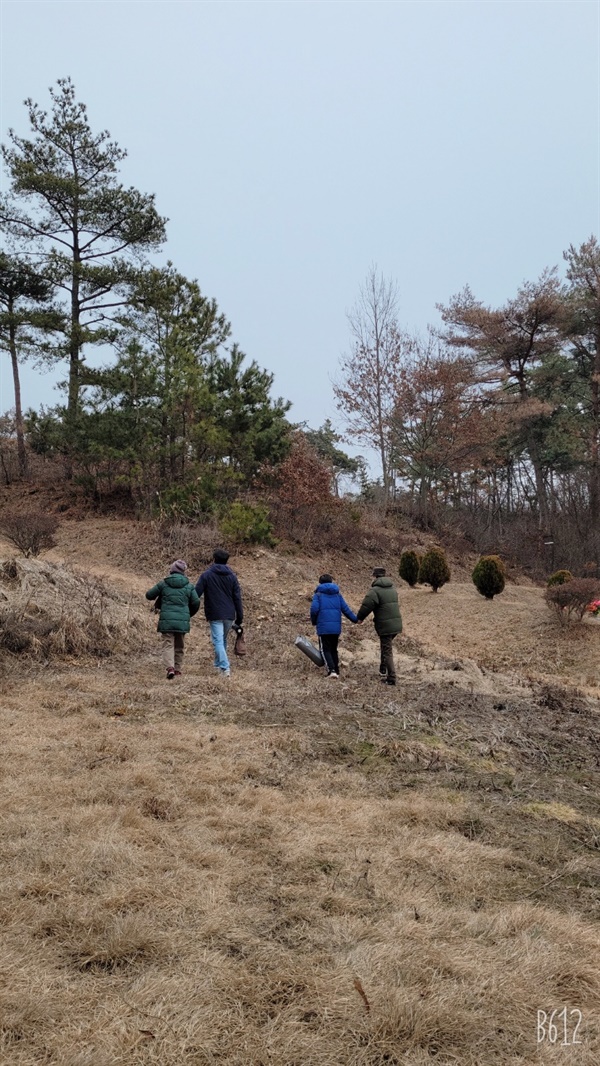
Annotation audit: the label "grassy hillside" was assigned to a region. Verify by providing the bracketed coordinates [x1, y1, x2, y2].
[1, 520, 600, 1064]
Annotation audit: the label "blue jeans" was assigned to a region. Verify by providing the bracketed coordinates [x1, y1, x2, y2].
[209, 620, 234, 672]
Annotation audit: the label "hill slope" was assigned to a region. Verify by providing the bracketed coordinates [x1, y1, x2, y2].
[1, 520, 600, 1064]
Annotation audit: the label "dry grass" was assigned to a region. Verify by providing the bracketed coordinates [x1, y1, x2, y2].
[0, 555, 145, 661]
[1, 525, 600, 1063]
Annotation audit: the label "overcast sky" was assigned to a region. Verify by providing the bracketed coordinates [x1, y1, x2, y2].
[0, 0, 598, 451]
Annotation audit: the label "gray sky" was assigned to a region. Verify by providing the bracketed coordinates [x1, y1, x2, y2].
[1, 0, 598, 452]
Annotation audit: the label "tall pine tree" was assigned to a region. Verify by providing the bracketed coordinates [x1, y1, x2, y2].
[0, 78, 166, 453]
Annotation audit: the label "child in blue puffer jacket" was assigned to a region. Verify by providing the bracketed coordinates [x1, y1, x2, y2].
[310, 573, 358, 678]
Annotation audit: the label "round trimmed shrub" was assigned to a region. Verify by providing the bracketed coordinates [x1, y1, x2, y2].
[472, 555, 506, 600]
[418, 547, 450, 592]
[547, 569, 573, 587]
[399, 549, 420, 587]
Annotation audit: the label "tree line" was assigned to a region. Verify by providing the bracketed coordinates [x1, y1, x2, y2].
[2, 79, 596, 572]
[0, 79, 292, 516]
[334, 253, 600, 571]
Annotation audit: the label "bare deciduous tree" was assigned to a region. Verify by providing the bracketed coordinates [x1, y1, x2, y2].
[334, 267, 403, 503]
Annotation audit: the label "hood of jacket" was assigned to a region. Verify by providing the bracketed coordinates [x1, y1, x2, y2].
[372, 577, 394, 589]
[165, 573, 191, 588]
[315, 582, 340, 595]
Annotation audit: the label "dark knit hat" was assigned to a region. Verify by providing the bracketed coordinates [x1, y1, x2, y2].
[170, 559, 188, 574]
[213, 548, 230, 564]
[372, 566, 386, 578]
[319, 573, 333, 584]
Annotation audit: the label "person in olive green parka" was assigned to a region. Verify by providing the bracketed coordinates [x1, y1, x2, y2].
[357, 566, 402, 686]
[146, 559, 200, 680]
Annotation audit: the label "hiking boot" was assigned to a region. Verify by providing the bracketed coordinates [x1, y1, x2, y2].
[327, 672, 339, 679]
[379, 665, 387, 676]
[166, 668, 176, 680]
[385, 677, 397, 686]
[174, 670, 182, 676]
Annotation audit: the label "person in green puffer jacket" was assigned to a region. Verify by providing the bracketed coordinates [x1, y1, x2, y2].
[146, 560, 200, 680]
[357, 566, 403, 686]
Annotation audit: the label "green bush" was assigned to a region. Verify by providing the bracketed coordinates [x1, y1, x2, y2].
[156, 482, 216, 521]
[547, 569, 573, 587]
[156, 466, 244, 521]
[418, 547, 450, 592]
[472, 555, 506, 600]
[399, 549, 420, 587]
[219, 502, 276, 546]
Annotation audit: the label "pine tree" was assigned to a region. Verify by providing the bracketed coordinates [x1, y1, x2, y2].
[302, 419, 361, 495]
[82, 264, 291, 508]
[0, 78, 166, 448]
[0, 251, 63, 476]
[439, 272, 564, 531]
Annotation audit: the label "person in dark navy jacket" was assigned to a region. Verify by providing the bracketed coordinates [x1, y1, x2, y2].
[310, 574, 358, 678]
[195, 549, 244, 677]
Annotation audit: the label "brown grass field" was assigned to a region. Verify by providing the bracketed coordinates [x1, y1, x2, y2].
[1, 520, 600, 1065]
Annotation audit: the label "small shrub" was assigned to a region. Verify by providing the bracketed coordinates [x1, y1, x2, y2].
[0, 510, 59, 557]
[219, 502, 276, 546]
[0, 558, 18, 582]
[399, 549, 420, 587]
[156, 482, 215, 521]
[472, 555, 506, 600]
[545, 578, 600, 624]
[418, 547, 450, 592]
[547, 569, 573, 587]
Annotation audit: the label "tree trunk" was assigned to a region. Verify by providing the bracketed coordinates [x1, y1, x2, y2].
[7, 298, 29, 478]
[374, 335, 390, 505]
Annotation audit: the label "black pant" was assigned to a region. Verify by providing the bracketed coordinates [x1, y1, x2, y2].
[380, 634, 397, 681]
[319, 634, 339, 674]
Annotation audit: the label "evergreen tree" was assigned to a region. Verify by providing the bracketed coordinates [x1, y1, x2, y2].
[399, 549, 420, 587]
[0, 78, 166, 443]
[303, 419, 361, 494]
[115, 263, 230, 482]
[418, 546, 451, 592]
[207, 344, 291, 478]
[472, 555, 506, 599]
[81, 264, 291, 508]
[0, 251, 63, 476]
[439, 272, 564, 530]
[563, 237, 600, 526]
